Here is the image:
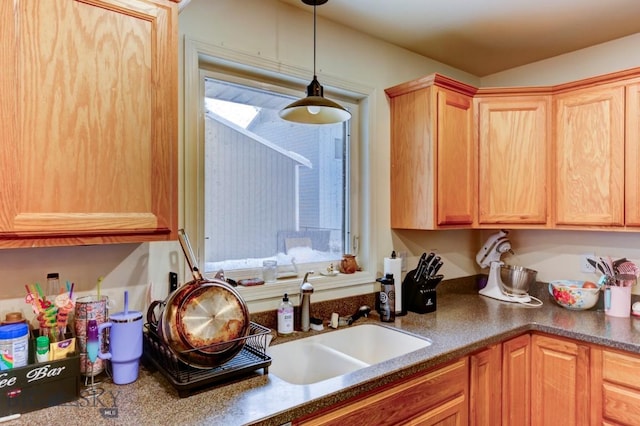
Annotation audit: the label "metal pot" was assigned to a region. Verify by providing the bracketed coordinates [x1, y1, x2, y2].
[146, 229, 250, 368]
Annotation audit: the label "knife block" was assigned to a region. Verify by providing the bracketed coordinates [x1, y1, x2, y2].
[403, 270, 443, 314]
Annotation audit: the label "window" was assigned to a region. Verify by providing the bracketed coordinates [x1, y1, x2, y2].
[183, 39, 374, 306]
[196, 69, 359, 281]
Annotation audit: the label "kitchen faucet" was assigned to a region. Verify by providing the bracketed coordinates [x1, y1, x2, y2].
[300, 271, 314, 332]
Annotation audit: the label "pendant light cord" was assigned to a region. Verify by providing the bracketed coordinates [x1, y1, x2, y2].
[313, 2, 317, 78]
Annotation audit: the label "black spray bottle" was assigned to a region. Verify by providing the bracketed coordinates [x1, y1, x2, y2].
[377, 273, 395, 322]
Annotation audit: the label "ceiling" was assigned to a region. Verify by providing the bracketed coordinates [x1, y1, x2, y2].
[279, 0, 640, 76]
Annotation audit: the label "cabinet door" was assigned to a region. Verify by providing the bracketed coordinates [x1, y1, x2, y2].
[297, 358, 469, 426]
[502, 334, 530, 426]
[0, 0, 177, 247]
[554, 85, 624, 226]
[531, 334, 590, 426]
[436, 88, 475, 226]
[470, 344, 502, 426]
[625, 82, 640, 226]
[389, 86, 436, 229]
[477, 97, 549, 224]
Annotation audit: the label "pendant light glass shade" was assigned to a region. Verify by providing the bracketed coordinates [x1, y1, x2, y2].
[279, 0, 351, 125]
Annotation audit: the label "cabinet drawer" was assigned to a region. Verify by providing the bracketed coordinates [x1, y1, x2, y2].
[603, 382, 640, 425]
[603, 350, 640, 390]
[298, 358, 468, 425]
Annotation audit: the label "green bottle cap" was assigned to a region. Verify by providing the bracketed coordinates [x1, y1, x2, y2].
[36, 336, 50, 354]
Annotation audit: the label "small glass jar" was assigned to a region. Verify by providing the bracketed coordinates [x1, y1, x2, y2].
[262, 260, 277, 283]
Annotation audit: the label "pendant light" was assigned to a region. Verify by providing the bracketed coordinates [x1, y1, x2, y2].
[279, 0, 351, 124]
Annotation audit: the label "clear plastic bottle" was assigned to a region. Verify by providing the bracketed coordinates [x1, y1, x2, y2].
[277, 293, 294, 335]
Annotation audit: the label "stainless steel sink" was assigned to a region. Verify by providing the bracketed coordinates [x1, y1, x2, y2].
[267, 324, 431, 385]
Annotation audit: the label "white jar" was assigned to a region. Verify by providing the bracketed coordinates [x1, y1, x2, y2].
[0, 323, 29, 370]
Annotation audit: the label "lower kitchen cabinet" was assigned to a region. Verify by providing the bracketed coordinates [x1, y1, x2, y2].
[502, 334, 531, 426]
[591, 346, 640, 425]
[470, 334, 530, 426]
[531, 334, 590, 426]
[296, 358, 469, 425]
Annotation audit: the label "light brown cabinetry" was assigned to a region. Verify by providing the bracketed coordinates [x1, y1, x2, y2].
[502, 334, 531, 426]
[475, 95, 551, 225]
[531, 334, 590, 426]
[591, 346, 640, 425]
[0, 0, 178, 247]
[554, 84, 625, 226]
[297, 358, 469, 425]
[386, 75, 476, 229]
[470, 334, 530, 426]
[470, 343, 502, 425]
[625, 82, 640, 226]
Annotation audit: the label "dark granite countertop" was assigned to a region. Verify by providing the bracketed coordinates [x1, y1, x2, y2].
[9, 278, 640, 425]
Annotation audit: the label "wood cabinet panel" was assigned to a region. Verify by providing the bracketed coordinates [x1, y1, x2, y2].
[502, 334, 531, 426]
[436, 89, 475, 226]
[0, 0, 177, 247]
[554, 85, 625, 226]
[476, 96, 550, 224]
[592, 346, 640, 426]
[470, 344, 502, 426]
[298, 358, 468, 426]
[625, 82, 640, 226]
[387, 75, 476, 230]
[531, 334, 590, 426]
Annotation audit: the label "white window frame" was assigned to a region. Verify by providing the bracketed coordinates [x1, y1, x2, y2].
[183, 37, 376, 312]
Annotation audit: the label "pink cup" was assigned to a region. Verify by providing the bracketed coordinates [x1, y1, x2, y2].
[605, 283, 632, 318]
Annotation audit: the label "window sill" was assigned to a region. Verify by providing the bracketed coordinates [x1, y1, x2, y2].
[234, 270, 377, 313]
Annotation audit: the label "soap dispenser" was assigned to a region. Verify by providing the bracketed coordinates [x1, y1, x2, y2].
[277, 293, 294, 336]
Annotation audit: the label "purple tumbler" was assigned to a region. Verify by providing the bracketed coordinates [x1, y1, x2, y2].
[98, 310, 143, 385]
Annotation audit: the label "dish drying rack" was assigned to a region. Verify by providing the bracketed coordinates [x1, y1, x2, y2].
[143, 322, 272, 397]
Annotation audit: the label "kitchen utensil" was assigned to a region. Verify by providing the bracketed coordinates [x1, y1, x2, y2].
[615, 261, 640, 277]
[146, 229, 250, 368]
[549, 280, 601, 310]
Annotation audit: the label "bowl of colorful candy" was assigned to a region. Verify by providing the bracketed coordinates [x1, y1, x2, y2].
[548, 280, 601, 310]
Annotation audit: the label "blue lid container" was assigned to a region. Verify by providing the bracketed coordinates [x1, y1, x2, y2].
[0, 323, 29, 339]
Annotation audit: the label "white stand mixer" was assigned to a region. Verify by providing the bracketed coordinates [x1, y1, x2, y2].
[476, 230, 536, 304]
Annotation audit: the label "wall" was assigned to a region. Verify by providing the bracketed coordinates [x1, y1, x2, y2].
[480, 33, 640, 87]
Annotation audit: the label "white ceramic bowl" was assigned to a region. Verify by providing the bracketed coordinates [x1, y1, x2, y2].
[548, 280, 601, 310]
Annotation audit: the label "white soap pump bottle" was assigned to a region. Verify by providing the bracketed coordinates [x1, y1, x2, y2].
[277, 293, 294, 336]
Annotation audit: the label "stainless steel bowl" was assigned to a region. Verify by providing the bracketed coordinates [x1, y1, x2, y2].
[500, 265, 537, 295]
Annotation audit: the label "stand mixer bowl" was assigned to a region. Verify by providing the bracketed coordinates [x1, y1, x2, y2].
[500, 265, 537, 295]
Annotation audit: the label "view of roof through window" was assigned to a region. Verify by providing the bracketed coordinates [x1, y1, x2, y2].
[202, 77, 350, 274]
[204, 98, 259, 128]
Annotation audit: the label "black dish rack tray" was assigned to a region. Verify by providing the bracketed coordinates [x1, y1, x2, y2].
[143, 321, 272, 397]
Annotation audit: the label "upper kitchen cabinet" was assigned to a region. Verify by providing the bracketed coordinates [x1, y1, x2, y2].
[475, 92, 551, 226]
[554, 82, 625, 227]
[625, 82, 640, 226]
[0, 0, 178, 247]
[386, 74, 477, 229]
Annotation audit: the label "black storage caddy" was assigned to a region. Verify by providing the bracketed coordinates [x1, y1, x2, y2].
[0, 329, 80, 417]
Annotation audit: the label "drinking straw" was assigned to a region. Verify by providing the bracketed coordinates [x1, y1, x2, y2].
[97, 276, 103, 300]
[69, 282, 75, 300]
[35, 282, 44, 299]
[124, 290, 129, 316]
